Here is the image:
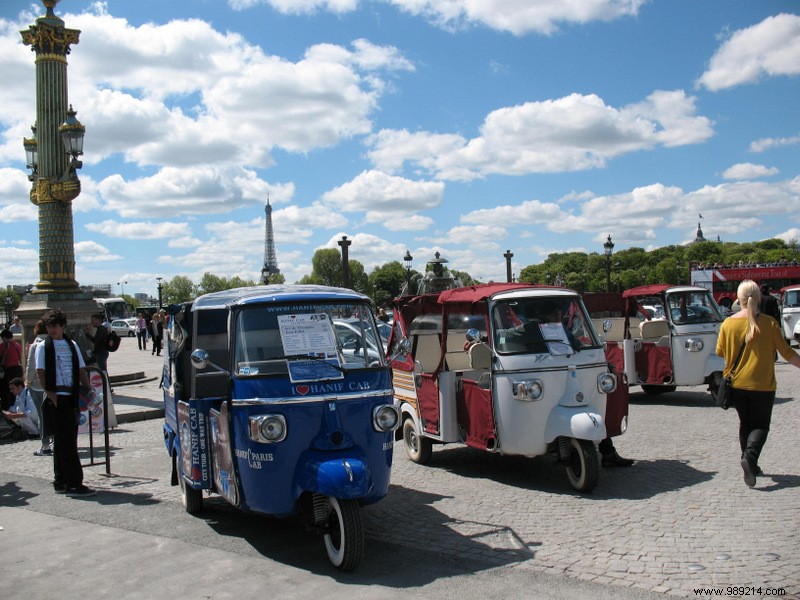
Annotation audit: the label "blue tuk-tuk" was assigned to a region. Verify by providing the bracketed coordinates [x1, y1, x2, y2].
[161, 285, 398, 570]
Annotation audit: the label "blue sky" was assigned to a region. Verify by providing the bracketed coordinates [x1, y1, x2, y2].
[1, 0, 799, 298]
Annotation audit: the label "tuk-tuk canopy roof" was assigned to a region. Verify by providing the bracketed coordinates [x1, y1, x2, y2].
[622, 284, 708, 298]
[437, 283, 544, 304]
[191, 284, 369, 310]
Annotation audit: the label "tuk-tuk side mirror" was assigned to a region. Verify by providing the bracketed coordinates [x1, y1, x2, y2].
[190, 348, 228, 374]
[397, 337, 411, 355]
[603, 319, 612, 333]
[191, 348, 210, 369]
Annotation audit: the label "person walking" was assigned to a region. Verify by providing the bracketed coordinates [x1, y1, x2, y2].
[0, 328, 24, 410]
[150, 312, 164, 356]
[135, 313, 148, 351]
[26, 320, 53, 455]
[716, 280, 800, 487]
[35, 308, 96, 497]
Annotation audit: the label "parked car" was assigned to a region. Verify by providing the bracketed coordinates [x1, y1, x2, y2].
[110, 318, 137, 337]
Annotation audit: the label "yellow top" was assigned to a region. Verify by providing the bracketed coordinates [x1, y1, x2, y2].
[716, 314, 799, 392]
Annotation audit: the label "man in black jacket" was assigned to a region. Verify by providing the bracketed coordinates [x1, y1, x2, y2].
[85, 312, 110, 373]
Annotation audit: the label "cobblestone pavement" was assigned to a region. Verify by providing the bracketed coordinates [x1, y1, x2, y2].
[2, 345, 798, 599]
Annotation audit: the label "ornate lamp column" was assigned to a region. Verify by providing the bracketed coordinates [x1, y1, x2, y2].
[21, 0, 84, 294]
[17, 1, 95, 343]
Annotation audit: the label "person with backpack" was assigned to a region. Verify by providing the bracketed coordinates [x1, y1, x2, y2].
[85, 312, 110, 374]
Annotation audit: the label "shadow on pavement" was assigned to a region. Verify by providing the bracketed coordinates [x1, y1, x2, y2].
[198, 483, 535, 585]
[420, 446, 714, 499]
[0, 480, 38, 506]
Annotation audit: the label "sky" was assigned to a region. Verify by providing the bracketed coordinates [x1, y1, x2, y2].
[1, 0, 799, 299]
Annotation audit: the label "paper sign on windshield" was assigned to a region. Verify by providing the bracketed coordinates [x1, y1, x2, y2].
[539, 322, 572, 355]
[278, 314, 343, 382]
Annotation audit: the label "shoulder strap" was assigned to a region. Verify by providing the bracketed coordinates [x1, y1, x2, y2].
[730, 339, 747, 375]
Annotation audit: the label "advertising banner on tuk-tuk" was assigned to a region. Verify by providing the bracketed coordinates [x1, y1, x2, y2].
[177, 400, 210, 486]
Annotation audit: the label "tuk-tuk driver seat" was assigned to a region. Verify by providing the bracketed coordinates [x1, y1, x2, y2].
[468, 342, 492, 370]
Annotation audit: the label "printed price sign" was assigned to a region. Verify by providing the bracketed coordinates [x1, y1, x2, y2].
[278, 314, 343, 382]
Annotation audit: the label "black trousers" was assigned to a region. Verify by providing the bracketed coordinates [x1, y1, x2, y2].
[732, 388, 775, 464]
[43, 395, 83, 488]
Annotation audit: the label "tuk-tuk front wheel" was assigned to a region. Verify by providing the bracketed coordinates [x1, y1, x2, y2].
[403, 418, 432, 464]
[179, 475, 203, 514]
[323, 497, 363, 571]
[565, 438, 600, 493]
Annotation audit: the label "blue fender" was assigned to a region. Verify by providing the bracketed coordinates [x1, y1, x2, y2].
[544, 405, 606, 444]
[293, 452, 373, 500]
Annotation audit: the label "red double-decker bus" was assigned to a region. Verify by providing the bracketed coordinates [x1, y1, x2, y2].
[689, 262, 800, 307]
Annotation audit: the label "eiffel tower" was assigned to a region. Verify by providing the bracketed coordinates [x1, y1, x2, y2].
[259, 197, 280, 284]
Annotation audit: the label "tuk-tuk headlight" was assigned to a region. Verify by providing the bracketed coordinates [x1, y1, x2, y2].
[597, 372, 617, 394]
[373, 404, 400, 432]
[249, 415, 287, 443]
[685, 338, 704, 352]
[513, 379, 544, 401]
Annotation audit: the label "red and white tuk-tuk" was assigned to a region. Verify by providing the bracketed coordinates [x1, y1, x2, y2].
[584, 284, 725, 396]
[388, 283, 627, 492]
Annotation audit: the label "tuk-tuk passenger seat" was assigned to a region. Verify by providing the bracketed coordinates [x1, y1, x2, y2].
[639, 319, 670, 342]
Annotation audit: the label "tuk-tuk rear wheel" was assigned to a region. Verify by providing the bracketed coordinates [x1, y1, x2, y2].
[179, 475, 203, 514]
[323, 497, 363, 571]
[403, 418, 432, 464]
[564, 438, 600, 493]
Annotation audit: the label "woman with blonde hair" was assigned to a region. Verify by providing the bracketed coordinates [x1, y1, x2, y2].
[716, 280, 800, 486]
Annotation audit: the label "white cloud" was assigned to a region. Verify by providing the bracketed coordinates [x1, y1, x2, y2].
[322, 170, 444, 228]
[750, 134, 800, 153]
[722, 163, 779, 180]
[228, 0, 358, 13]
[0, 245, 37, 281]
[75, 240, 123, 262]
[461, 179, 800, 247]
[697, 13, 800, 91]
[368, 91, 713, 180]
[85, 220, 194, 240]
[391, 0, 644, 35]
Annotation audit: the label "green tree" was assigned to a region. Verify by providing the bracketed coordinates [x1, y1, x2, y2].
[311, 248, 343, 287]
[197, 272, 227, 295]
[369, 261, 407, 306]
[162, 275, 196, 304]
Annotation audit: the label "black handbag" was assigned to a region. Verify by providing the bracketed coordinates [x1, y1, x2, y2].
[715, 340, 746, 410]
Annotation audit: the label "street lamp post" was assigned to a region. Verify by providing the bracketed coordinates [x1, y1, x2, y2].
[603, 235, 615, 292]
[337, 235, 352, 289]
[156, 277, 163, 309]
[403, 250, 413, 295]
[503, 250, 514, 283]
[117, 280, 127, 304]
[4, 296, 13, 327]
[21, 1, 85, 295]
[13, 1, 104, 348]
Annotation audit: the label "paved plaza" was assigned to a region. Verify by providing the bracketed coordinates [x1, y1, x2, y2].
[1, 337, 798, 598]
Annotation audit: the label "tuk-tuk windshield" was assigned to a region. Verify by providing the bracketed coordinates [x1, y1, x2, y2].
[491, 296, 600, 355]
[234, 302, 385, 376]
[665, 291, 725, 324]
